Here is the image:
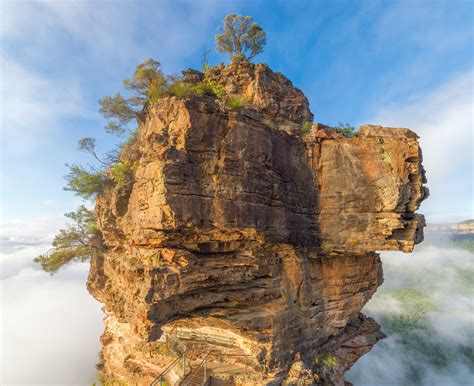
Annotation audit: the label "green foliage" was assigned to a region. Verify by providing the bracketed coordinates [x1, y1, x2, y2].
[110, 162, 132, 183]
[99, 93, 138, 136]
[382, 289, 435, 333]
[168, 81, 194, 99]
[315, 354, 338, 382]
[123, 58, 168, 103]
[335, 122, 355, 137]
[64, 164, 109, 200]
[193, 79, 226, 99]
[34, 206, 101, 273]
[375, 288, 457, 374]
[100, 59, 167, 136]
[216, 14, 267, 62]
[322, 355, 337, 367]
[226, 95, 246, 110]
[301, 121, 313, 133]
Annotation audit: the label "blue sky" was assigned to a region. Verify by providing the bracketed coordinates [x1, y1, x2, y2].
[0, 0, 473, 228]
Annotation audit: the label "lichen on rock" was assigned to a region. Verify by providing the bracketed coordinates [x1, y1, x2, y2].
[87, 62, 428, 385]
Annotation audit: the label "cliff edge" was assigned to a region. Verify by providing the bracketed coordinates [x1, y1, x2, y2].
[87, 62, 428, 385]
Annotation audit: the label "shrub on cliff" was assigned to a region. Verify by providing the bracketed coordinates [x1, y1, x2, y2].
[168, 81, 194, 99]
[301, 121, 313, 133]
[193, 79, 226, 99]
[99, 59, 168, 136]
[110, 162, 132, 183]
[168, 78, 227, 101]
[335, 123, 355, 137]
[64, 164, 109, 200]
[34, 206, 101, 273]
[216, 14, 267, 62]
[226, 95, 246, 110]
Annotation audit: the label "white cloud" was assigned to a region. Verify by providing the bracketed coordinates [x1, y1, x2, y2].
[368, 70, 473, 223]
[1, 0, 230, 69]
[39, 0, 140, 60]
[0, 214, 103, 384]
[0, 213, 65, 278]
[0, 56, 87, 155]
[0, 212, 65, 240]
[0, 263, 103, 385]
[348, 244, 474, 385]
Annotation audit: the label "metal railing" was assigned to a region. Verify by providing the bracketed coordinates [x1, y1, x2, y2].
[181, 351, 253, 386]
[211, 353, 253, 377]
[151, 325, 253, 386]
[180, 351, 213, 386]
[175, 330, 236, 348]
[150, 328, 188, 386]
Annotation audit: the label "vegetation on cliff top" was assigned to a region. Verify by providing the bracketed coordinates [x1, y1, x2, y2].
[35, 14, 267, 273]
[215, 14, 267, 62]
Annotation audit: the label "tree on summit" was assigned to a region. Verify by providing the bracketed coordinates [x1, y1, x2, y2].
[36, 14, 268, 273]
[216, 14, 267, 62]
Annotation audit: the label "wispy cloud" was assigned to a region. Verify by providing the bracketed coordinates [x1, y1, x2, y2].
[0, 212, 65, 278]
[0, 56, 87, 155]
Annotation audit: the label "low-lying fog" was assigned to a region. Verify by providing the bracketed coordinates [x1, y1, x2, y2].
[1, 221, 472, 385]
[347, 243, 474, 385]
[0, 218, 103, 384]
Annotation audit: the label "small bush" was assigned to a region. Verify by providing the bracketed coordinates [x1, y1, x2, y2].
[335, 122, 355, 137]
[168, 81, 194, 99]
[322, 355, 337, 367]
[193, 79, 226, 100]
[301, 121, 313, 133]
[110, 162, 132, 183]
[226, 95, 246, 110]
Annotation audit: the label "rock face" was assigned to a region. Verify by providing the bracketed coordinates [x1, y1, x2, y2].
[88, 62, 428, 385]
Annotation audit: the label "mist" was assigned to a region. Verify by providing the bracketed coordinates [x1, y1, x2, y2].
[347, 241, 474, 386]
[0, 218, 104, 385]
[2, 220, 473, 385]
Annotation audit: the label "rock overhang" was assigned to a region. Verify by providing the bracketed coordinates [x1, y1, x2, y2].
[88, 62, 428, 385]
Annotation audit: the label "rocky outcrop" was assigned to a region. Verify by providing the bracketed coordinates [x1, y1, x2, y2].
[88, 62, 427, 385]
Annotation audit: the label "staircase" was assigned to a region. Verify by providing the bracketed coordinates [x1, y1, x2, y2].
[150, 328, 188, 386]
[179, 367, 207, 386]
[152, 326, 250, 386]
[179, 351, 212, 386]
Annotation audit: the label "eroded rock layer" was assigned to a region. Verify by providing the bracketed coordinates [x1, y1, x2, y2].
[88, 62, 427, 385]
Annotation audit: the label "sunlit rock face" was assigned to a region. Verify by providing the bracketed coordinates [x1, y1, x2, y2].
[87, 62, 427, 385]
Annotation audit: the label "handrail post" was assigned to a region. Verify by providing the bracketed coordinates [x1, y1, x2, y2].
[182, 352, 186, 375]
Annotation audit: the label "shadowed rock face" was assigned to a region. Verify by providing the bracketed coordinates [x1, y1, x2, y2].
[88, 62, 427, 385]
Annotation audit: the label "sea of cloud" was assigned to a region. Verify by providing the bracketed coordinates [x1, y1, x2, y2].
[0, 215, 103, 385]
[347, 243, 474, 386]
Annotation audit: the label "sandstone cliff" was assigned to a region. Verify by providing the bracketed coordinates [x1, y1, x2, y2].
[88, 62, 428, 385]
